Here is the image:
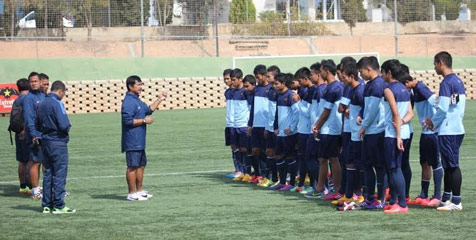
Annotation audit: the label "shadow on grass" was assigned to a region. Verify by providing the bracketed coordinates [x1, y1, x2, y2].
[0, 184, 30, 199]
[11, 204, 41, 213]
[90, 194, 125, 201]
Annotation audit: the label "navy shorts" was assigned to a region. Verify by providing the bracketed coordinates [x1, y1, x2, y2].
[348, 141, 364, 170]
[30, 143, 45, 163]
[318, 134, 341, 159]
[402, 133, 413, 163]
[251, 127, 266, 148]
[304, 134, 320, 161]
[265, 130, 276, 149]
[225, 127, 231, 146]
[439, 135, 464, 168]
[340, 132, 351, 164]
[126, 150, 147, 167]
[297, 133, 311, 156]
[275, 134, 298, 158]
[419, 133, 440, 168]
[231, 127, 249, 149]
[15, 134, 29, 163]
[384, 137, 403, 170]
[362, 132, 385, 168]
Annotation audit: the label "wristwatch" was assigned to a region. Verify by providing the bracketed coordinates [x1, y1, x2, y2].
[142, 119, 146, 125]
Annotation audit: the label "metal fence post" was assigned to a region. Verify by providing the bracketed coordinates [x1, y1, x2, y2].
[394, 0, 398, 57]
[140, 0, 145, 58]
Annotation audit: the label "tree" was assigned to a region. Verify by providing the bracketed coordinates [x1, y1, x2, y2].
[341, 0, 366, 35]
[387, 0, 431, 23]
[229, 0, 256, 24]
[72, 0, 108, 40]
[155, 0, 173, 26]
[433, 0, 463, 20]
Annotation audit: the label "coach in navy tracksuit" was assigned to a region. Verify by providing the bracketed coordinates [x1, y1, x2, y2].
[37, 81, 75, 214]
[122, 75, 167, 201]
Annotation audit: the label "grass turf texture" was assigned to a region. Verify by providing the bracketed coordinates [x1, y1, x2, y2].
[1, 104, 476, 239]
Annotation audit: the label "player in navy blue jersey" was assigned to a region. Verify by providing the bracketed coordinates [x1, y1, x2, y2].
[401, 73, 443, 208]
[312, 59, 344, 201]
[425, 52, 466, 211]
[230, 69, 253, 182]
[223, 69, 242, 179]
[268, 73, 299, 191]
[261, 65, 281, 188]
[292, 67, 314, 192]
[249, 65, 271, 185]
[242, 74, 258, 182]
[380, 60, 414, 214]
[357, 57, 387, 210]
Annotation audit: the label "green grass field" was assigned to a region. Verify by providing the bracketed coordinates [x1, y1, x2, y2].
[1, 104, 476, 239]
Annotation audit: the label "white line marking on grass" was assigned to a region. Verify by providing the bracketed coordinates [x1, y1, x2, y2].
[0, 169, 232, 185]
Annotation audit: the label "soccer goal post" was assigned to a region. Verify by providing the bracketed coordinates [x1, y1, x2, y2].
[232, 52, 380, 74]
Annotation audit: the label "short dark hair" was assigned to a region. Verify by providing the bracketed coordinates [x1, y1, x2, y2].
[381, 59, 404, 80]
[28, 72, 39, 80]
[16, 78, 29, 91]
[126, 75, 142, 91]
[400, 64, 409, 75]
[267, 65, 281, 75]
[253, 64, 267, 76]
[310, 63, 321, 73]
[340, 56, 356, 66]
[231, 68, 243, 79]
[321, 59, 337, 75]
[39, 73, 49, 80]
[342, 62, 359, 80]
[295, 67, 311, 79]
[434, 51, 452, 68]
[336, 63, 342, 72]
[398, 73, 414, 84]
[51, 80, 66, 92]
[243, 75, 256, 85]
[223, 69, 232, 76]
[357, 56, 380, 71]
[276, 73, 293, 88]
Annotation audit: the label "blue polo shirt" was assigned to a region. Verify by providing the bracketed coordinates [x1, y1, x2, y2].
[360, 76, 386, 134]
[249, 83, 272, 128]
[384, 82, 412, 139]
[121, 92, 153, 152]
[225, 88, 234, 128]
[320, 80, 344, 135]
[37, 93, 71, 143]
[274, 89, 299, 137]
[413, 81, 437, 135]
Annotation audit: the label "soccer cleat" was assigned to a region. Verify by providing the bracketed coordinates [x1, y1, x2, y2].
[226, 173, 236, 178]
[268, 183, 286, 190]
[19, 187, 31, 195]
[355, 195, 365, 203]
[42, 207, 51, 214]
[304, 190, 321, 199]
[384, 204, 409, 214]
[407, 197, 427, 205]
[232, 174, 244, 181]
[305, 176, 310, 184]
[384, 203, 394, 210]
[261, 179, 275, 188]
[331, 196, 354, 206]
[279, 184, 294, 192]
[324, 192, 342, 201]
[338, 201, 362, 211]
[126, 193, 148, 201]
[300, 186, 314, 194]
[138, 190, 153, 198]
[241, 174, 252, 182]
[436, 200, 451, 208]
[257, 178, 269, 187]
[32, 192, 42, 200]
[437, 202, 463, 211]
[364, 199, 385, 210]
[251, 176, 263, 184]
[426, 198, 442, 208]
[290, 186, 302, 192]
[52, 206, 76, 214]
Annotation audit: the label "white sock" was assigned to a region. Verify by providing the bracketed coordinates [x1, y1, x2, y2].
[32, 187, 40, 195]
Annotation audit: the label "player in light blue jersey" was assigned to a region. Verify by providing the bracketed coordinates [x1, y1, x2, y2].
[223, 69, 242, 179]
[312, 59, 344, 201]
[243, 75, 259, 183]
[261, 65, 281, 188]
[336, 60, 366, 210]
[357, 56, 387, 210]
[292, 67, 314, 192]
[230, 69, 253, 182]
[268, 73, 299, 191]
[425, 52, 465, 211]
[401, 74, 443, 208]
[381, 60, 414, 214]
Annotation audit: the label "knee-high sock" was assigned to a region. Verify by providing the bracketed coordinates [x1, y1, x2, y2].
[389, 168, 407, 208]
[259, 152, 267, 177]
[376, 167, 386, 202]
[401, 158, 412, 197]
[269, 157, 278, 182]
[234, 151, 243, 173]
[339, 159, 347, 195]
[298, 155, 307, 187]
[232, 150, 240, 172]
[433, 166, 443, 199]
[420, 180, 430, 199]
[345, 168, 357, 198]
[250, 155, 260, 176]
[450, 167, 462, 204]
[287, 158, 298, 186]
[442, 168, 452, 202]
[359, 170, 365, 196]
[277, 159, 287, 185]
[364, 167, 376, 201]
[243, 153, 251, 175]
[307, 156, 319, 189]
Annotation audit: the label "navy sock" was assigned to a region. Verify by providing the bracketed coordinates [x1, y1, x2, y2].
[376, 167, 386, 202]
[250, 155, 260, 176]
[420, 180, 430, 199]
[235, 151, 243, 173]
[20, 183, 26, 189]
[232, 151, 240, 172]
[287, 158, 298, 186]
[433, 166, 443, 199]
[390, 168, 407, 208]
[259, 153, 267, 177]
[402, 159, 412, 197]
[364, 167, 376, 201]
[243, 153, 251, 175]
[298, 155, 307, 187]
[359, 170, 365, 196]
[450, 167, 462, 199]
[345, 168, 356, 198]
[339, 163, 347, 195]
[307, 157, 319, 189]
[277, 160, 287, 185]
[389, 175, 397, 205]
[270, 157, 278, 182]
[442, 168, 452, 202]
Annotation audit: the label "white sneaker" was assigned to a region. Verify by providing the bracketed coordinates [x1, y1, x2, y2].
[126, 193, 148, 201]
[138, 190, 153, 198]
[437, 202, 463, 211]
[437, 200, 451, 208]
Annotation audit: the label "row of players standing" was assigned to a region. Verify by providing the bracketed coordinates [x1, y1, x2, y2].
[223, 51, 465, 213]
